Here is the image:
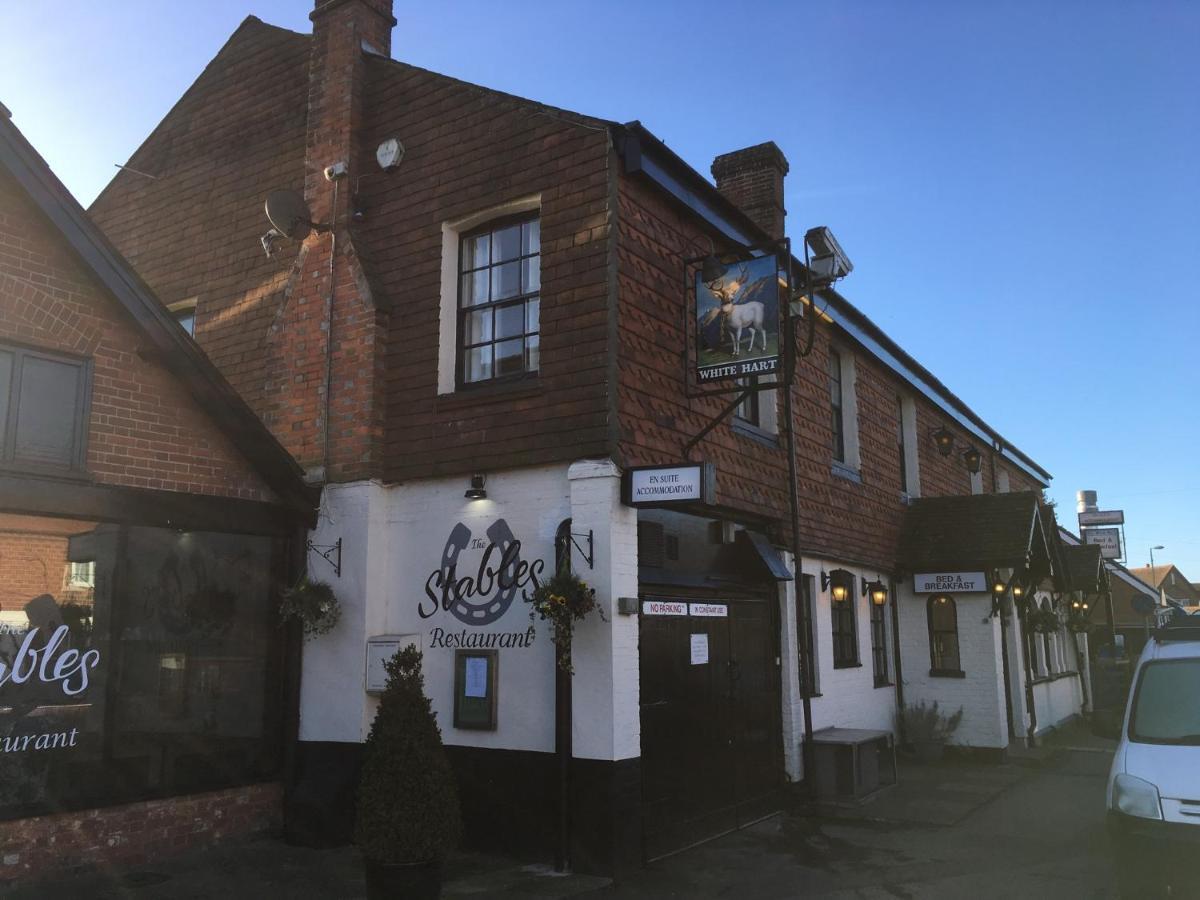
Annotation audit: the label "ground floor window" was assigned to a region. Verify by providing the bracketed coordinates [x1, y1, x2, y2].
[870, 600, 889, 686]
[0, 512, 286, 819]
[927, 594, 961, 674]
[798, 575, 819, 696]
[830, 576, 858, 668]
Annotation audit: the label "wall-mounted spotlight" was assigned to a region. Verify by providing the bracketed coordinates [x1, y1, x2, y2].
[822, 568, 853, 603]
[962, 446, 982, 475]
[465, 474, 487, 500]
[932, 425, 955, 457]
[992, 571, 1008, 595]
[862, 578, 889, 606]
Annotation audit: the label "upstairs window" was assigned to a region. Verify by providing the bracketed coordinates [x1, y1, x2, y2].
[829, 349, 845, 461]
[0, 343, 90, 475]
[458, 215, 540, 386]
[169, 299, 198, 337]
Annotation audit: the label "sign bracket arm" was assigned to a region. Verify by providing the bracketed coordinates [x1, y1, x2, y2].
[681, 390, 750, 460]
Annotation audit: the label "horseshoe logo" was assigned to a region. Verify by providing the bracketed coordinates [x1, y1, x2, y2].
[434, 519, 525, 627]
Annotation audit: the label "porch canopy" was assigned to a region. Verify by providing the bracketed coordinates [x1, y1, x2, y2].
[897, 491, 1055, 581]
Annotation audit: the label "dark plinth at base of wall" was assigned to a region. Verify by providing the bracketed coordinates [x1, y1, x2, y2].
[0, 782, 281, 884]
[286, 741, 642, 876]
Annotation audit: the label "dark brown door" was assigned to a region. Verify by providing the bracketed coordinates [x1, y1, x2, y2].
[639, 597, 782, 861]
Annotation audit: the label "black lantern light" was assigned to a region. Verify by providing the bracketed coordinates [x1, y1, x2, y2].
[862, 578, 889, 606]
[932, 425, 955, 457]
[700, 254, 726, 285]
[992, 571, 1008, 596]
[822, 569, 853, 604]
[962, 446, 982, 475]
[465, 473, 487, 500]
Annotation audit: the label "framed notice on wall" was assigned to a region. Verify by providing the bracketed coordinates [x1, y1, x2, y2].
[453, 649, 498, 730]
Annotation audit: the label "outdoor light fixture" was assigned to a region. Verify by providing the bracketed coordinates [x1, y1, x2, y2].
[700, 254, 726, 284]
[862, 578, 889, 606]
[822, 569, 852, 603]
[992, 572, 1008, 595]
[804, 226, 853, 283]
[962, 446, 982, 475]
[465, 474, 487, 500]
[932, 425, 956, 457]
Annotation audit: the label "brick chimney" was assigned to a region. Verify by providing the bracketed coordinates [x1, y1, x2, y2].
[264, 0, 395, 485]
[711, 142, 789, 241]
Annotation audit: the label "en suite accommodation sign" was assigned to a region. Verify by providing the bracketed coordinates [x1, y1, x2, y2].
[623, 463, 715, 507]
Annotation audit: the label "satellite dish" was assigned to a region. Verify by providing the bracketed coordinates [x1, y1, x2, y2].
[265, 189, 314, 240]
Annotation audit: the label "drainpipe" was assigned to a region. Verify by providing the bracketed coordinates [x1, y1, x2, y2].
[889, 576, 905, 745]
[1017, 589, 1038, 746]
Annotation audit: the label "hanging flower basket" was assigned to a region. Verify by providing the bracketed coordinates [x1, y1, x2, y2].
[1066, 611, 1090, 633]
[526, 571, 605, 673]
[1027, 606, 1061, 634]
[280, 575, 342, 639]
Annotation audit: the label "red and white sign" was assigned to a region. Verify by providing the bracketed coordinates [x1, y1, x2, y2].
[642, 600, 687, 616]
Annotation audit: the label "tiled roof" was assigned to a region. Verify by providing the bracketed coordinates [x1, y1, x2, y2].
[898, 491, 1045, 572]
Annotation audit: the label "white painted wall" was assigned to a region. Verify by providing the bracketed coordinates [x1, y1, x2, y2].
[896, 585, 1008, 749]
[298, 460, 641, 764]
[777, 555, 899, 780]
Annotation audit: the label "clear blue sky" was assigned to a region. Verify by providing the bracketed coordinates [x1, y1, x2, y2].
[3, 1, 1197, 578]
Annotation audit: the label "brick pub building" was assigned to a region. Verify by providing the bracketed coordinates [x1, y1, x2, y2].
[0, 108, 313, 879]
[64, 0, 1101, 877]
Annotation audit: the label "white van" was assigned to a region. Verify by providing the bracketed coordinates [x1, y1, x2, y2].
[1106, 612, 1200, 897]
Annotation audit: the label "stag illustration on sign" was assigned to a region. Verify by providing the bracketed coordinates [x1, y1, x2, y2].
[695, 255, 781, 382]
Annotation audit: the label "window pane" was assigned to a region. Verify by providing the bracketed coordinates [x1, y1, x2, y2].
[525, 298, 540, 335]
[522, 219, 540, 256]
[463, 345, 492, 383]
[494, 339, 524, 376]
[175, 309, 195, 337]
[14, 356, 81, 468]
[463, 233, 490, 271]
[495, 304, 525, 340]
[463, 309, 492, 346]
[491, 261, 521, 300]
[522, 257, 540, 293]
[492, 224, 522, 262]
[1131, 662, 1200, 743]
[525, 335, 540, 372]
[461, 271, 489, 307]
[0, 350, 11, 457]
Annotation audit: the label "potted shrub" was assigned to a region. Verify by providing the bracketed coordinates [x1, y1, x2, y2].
[900, 700, 964, 763]
[355, 645, 462, 899]
[279, 575, 341, 638]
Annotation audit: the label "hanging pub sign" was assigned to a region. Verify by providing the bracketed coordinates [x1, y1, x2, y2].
[623, 463, 715, 507]
[1083, 527, 1123, 560]
[695, 254, 782, 382]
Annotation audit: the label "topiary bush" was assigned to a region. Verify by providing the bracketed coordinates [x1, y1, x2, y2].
[355, 645, 462, 864]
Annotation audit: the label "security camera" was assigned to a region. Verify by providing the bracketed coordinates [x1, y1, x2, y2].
[261, 229, 282, 258]
[324, 161, 348, 182]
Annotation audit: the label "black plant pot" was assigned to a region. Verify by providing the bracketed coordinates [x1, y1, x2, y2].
[364, 858, 441, 899]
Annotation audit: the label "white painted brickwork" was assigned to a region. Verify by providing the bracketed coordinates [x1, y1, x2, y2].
[896, 585, 1008, 749]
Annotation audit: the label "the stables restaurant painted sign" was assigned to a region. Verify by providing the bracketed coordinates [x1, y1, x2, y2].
[695, 254, 781, 383]
[420, 518, 546, 649]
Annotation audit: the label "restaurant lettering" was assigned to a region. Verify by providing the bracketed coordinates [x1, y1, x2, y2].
[420, 519, 545, 627]
[0, 624, 99, 697]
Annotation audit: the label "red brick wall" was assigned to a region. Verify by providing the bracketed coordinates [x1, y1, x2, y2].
[88, 19, 311, 416]
[0, 782, 280, 883]
[361, 59, 614, 481]
[616, 173, 1046, 571]
[0, 532, 71, 611]
[0, 173, 274, 502]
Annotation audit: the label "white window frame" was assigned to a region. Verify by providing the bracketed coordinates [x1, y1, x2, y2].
[898, 393, 920, 498]
[829, 344, 861, 474]
[67, 560, 95, 588]
[438, 196, 541, 395]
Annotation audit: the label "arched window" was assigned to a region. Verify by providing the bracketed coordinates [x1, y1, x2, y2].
[927, 595, 962, 676]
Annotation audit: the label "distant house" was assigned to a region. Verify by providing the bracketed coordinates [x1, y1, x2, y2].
[1127, 564, 1200, 608]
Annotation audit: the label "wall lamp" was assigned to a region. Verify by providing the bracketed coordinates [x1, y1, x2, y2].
[962, 446, 982, 475]
[821, 569, 853, 603]
[931, 425, 956, 457]
[862, 578, 889, 606]
[465, 474, 487, 500]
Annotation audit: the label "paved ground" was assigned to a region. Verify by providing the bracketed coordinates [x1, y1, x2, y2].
[5, 739, 1118, 899]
